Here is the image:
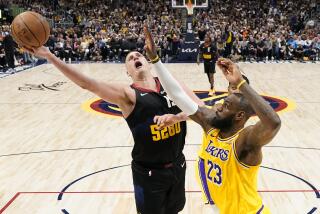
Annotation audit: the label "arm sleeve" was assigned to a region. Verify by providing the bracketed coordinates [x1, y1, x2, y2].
[153, 61, 199, 116]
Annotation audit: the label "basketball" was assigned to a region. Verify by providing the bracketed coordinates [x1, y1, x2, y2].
[11, 11, 50, 49]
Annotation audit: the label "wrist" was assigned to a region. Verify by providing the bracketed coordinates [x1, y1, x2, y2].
[236, 79, 247, 90]
[150, 55, 160, 64]
[176, 113, 184, 121]
[46, 52, 55, 61]
[178, 113, 189, 121]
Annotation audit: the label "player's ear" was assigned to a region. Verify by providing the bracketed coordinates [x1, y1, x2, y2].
[235, 111, 245, 121]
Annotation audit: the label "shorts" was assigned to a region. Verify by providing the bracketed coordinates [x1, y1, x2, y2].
[204, 61, 216, 74]
[131, 155, 186, 214]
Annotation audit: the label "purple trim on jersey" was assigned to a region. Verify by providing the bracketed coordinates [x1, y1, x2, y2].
[198, 158, 214, 204]
[256, 204, 264, 214]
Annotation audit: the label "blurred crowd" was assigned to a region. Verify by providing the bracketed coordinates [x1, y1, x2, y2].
[195, 0, 319, 61]
[0, 0, 319, 71]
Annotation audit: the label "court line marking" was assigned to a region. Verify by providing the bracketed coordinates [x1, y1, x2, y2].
[0, 193, 20, 213]
[1, 190, 319, 213]
[0, 144, 319, 158]
[1, 161, 319, 213]
[55, 161, 319, 213]
[81, 92, 296, 118]
[52, 160, 320, 213]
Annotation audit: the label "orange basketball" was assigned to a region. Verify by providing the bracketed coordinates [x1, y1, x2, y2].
[11, 11, 50, 48]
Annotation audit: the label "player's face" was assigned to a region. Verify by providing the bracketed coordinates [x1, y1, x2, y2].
[125, 51, 150, 77]
[210, 95, 239, 130]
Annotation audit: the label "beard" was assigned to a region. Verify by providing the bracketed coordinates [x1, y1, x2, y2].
[210, 114, 235, 130]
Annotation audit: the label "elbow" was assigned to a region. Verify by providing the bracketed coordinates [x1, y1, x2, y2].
[80, 83, 96, 93]
[79, 84, 86, 89]
[79, 84, 89, 90]
[271, 115, 281, 130]
[79, 80, 94, 91]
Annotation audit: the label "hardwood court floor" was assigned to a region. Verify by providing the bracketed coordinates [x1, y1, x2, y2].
[0, 62, 319, 213]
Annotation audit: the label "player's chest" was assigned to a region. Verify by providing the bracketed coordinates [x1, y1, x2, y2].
[203, 140, 232, 163]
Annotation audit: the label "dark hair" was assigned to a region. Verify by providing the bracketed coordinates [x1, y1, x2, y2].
[203, 32, 211, 41]
[233, 93, 255, 117]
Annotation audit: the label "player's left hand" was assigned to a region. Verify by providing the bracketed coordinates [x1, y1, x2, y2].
[143, 24, 158, 61]
[154, 114, 178, 130]
[22, 46, 51, 59]
[217, 58, 243, 85]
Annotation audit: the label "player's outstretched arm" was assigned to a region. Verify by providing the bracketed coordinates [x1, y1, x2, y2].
[144, 25, 212, 131]
[217, 58, 281, 148]
[23, 46, 132, 109]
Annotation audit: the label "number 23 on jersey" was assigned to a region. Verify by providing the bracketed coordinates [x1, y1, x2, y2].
[207, 160, 222, 186]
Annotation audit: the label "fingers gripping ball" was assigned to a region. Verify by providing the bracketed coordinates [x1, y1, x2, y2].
[11, 11, 50, 48]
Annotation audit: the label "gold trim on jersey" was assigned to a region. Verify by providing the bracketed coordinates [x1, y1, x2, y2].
[216, 128, 244, 142]
[217, 136, 236, 143]
[206, 128, 245, 143]
[232, 141, 250, 169]
[232, 138, 261, 169]
[206, 128, 215, 136]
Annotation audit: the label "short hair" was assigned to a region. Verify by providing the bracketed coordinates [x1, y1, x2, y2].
[233, 93, 255, 117]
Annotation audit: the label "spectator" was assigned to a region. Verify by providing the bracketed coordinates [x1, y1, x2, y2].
[4, 0, 318, 63]
[223, 25, 235, 58]
[256, 35, 266, 61]
[198, 25, 207, 43]
[3, 32, 15, 71]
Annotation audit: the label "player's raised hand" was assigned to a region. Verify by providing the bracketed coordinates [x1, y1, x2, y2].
[22, 46, 51, 59]
[217, 58, 243, 85]
[143, 24, 158, 61]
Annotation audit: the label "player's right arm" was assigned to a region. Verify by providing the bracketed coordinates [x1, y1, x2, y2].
[144, 26, 214, 132]
[217, 58, 281, 165]
[24, 46, 134, 111]
[151, 59, 214, 131]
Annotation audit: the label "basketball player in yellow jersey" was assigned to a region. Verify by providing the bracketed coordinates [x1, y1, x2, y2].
[144, 26, 281, 214]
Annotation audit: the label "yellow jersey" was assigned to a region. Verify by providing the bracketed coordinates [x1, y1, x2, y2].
[195, 128, 270, 214]
[226, 32, 232, 44]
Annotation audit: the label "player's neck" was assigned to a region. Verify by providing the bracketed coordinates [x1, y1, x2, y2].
[218, 124, 244, 139]
[133, 75, 157, 90]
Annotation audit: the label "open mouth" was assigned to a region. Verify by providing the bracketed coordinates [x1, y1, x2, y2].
[135, 61, 143, 69]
